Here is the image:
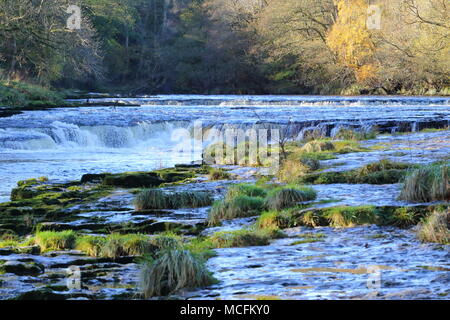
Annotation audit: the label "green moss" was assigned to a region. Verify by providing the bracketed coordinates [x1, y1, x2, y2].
[103, 172, 164, 188]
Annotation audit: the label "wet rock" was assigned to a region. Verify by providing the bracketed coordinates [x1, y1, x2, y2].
[0, 260, 44, 276]
[0, 248, 15, 256]
[0, 245, 41, 255]
[80, 173, 109, 184]
[10, 187, 38, 200]
[103, 172, 164, 188]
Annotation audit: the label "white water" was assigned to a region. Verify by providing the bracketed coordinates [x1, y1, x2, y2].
[0, 95, 449, 202]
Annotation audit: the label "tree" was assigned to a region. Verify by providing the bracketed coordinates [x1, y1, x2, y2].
[326, 0, 378, 84]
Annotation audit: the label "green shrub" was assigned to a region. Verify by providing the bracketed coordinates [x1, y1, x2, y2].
[140, 249, 215, 298]
[399, 164, 450, 202]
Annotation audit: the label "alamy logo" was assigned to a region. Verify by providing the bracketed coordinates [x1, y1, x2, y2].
[66, 265, 81, 289]
[367, 5, 382, 30]
[67, 5, 82, 30]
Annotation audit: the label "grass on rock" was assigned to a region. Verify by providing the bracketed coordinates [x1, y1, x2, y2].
[399, 163, 450, 203]
[134, 189, 213, 211]
[140, 249, 215, 298]
[207, 196, 265, 226]
[264, 185, 317, 211]
[417, 211, 449, 244]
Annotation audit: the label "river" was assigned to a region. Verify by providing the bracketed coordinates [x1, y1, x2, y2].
[0, 95, 449, 202]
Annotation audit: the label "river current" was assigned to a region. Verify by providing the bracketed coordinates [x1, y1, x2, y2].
[0, 95, 449, 202]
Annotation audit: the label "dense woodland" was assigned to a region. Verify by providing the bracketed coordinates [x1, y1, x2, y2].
[0, 0, 449, 96]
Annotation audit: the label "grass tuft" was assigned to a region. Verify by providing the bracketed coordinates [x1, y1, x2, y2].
[264, 185, 317, 211]
[399, 164, 450, 203]
[207, 196, 265, 226]
[34, 230, 77, 252]
[140, 249, 215, 298]
[134, 189, 213, 211]
[208, 229, 283, 248]
[225, 183, 268, 200]
[208, 168, 232, 180]
[417, 211, 450, 244]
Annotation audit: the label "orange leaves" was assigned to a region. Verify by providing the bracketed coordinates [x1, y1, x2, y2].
[326, 0, 378, 83]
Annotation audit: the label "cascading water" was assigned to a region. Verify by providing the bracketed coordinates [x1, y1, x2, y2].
[0, 95, 449, 202]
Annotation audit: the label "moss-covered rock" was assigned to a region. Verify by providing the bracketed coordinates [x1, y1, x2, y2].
[103, 172, 164, 188]
[0, 260, 44, 276]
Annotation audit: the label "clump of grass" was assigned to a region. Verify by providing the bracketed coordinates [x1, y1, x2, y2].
[170, 191, 214, 208]
[356, 159, 410, 178]
[208, 229, 282, 248]
[299, 160, 411, 185]
[76, 233, 182, 258]
[134, 189, 167, 210]
[278, 160, 310, 183]
[100, 234, 150, 259]
[208, 168, 231, 180]
[324, 206, 379, 227]
[389, 207, 419, 228]
[207, 196, 265, 226]
[417, 211, 449, 244]
[134, 189, 213, 211]
[256, 211, 292, 230]
[225, 183, 267, 200]
[34, 231, 77, 252]
[264, 185, 317, 211]
[75, 235, 106, 257]
[399, 164, 450, 203]
[334, 127, 378, 141]
[301, 140, 335, 153]
[140, 249, 215, 298]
